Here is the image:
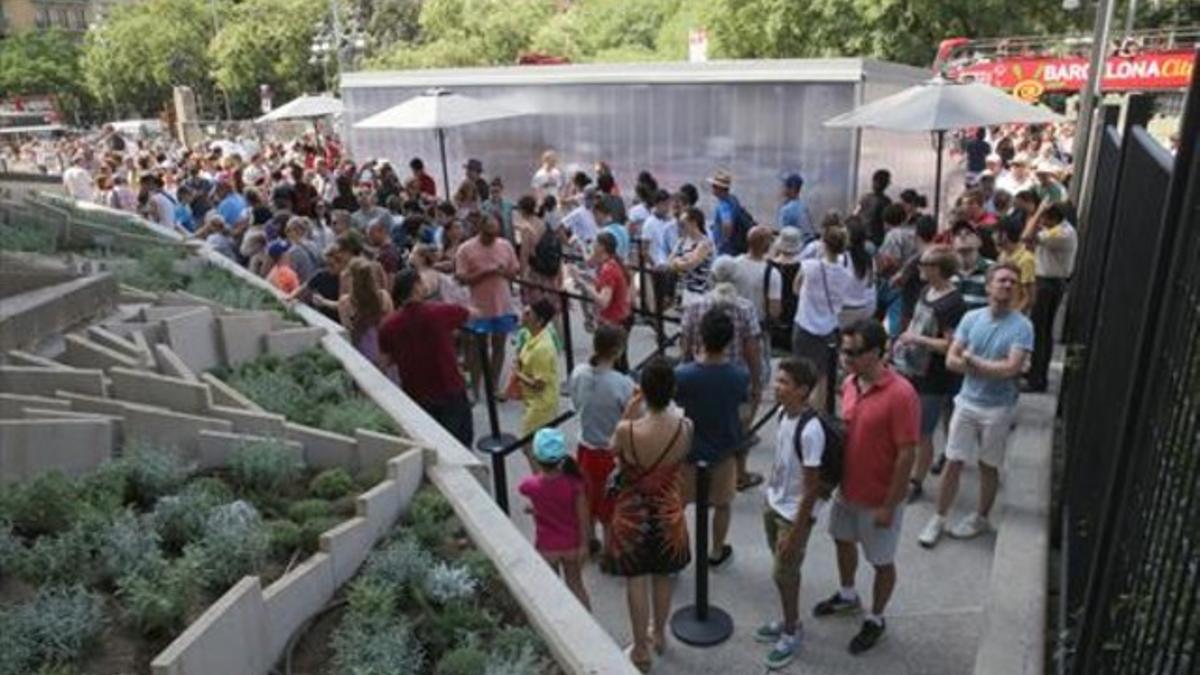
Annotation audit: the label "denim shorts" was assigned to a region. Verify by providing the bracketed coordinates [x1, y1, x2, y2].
[466, 314, 519, 335]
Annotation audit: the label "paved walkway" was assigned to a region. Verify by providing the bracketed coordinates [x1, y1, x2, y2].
[470, 307, 999, 674]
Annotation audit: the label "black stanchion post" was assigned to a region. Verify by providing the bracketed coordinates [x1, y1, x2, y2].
[558, 290, 574, 377]
[636, 238, 649, 329]
[670, 460, 733, 646]
[473, 329, 517, 514]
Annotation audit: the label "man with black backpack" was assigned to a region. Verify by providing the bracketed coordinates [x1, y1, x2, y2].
[755, 357, 839, 670]
[812, 319, 919, 655]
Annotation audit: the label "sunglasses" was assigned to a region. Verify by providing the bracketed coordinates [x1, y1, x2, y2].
[840, 346, 874, 358]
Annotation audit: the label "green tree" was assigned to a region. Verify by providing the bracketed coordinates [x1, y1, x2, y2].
[209, 0, 325, 117]
[364, 0, 423, 50]
[83, 0, 222, 117]
[0, 30, 89, 120]
[369, 0, 555, 68]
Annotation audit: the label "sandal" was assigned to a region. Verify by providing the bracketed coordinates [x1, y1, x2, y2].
[624, 644, 652, 673]
[648, 628, 666, 655]
[737, 472, 765, 491]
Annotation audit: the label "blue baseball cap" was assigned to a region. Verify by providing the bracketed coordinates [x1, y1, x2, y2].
[532, 428, 567, 464]
[783, 173, 804, 190]
[267, 240, 290, 259]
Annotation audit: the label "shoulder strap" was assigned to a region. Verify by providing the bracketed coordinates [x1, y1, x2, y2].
[819, 262, 835, 316]
[643, 418, 685, 474]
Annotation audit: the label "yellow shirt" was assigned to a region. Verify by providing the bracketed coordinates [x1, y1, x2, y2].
[1000, 247, 1037, 309]
[518, 327, 560, 435]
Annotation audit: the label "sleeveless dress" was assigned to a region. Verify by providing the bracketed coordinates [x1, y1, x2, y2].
[674, 235, 712, 306]
[602, 418, 692, 577]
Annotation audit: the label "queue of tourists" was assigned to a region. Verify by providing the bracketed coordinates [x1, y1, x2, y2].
[55, 122, 1077, 671]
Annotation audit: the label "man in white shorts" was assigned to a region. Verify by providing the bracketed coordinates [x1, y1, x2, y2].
[918, 262, 1033, 547]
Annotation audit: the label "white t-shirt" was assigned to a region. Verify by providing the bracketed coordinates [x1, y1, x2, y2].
[795, 259, 854, 335]
[532, 167, 563, 195]
[767, 412, 825, 522]
[148, 192, 175, 227]
[561, 204, 598, 244]
[840, 256, 877, 310]
[63, 166, 93, 201]
[996, 172, 1037, 197]
[627, 202, 650, 226]
[729, 255, 782, 323]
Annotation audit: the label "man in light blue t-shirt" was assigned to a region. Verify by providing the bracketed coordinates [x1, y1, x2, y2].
[919, 262, 1032, 548]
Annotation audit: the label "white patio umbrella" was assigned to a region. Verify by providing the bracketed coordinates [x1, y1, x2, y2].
[255, 94, 344, 124]
[825, 77, 1065, 221]
[354, 88, 528, 197]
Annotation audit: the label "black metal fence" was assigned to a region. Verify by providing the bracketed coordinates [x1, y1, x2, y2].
[1058, 61, 1200, 674]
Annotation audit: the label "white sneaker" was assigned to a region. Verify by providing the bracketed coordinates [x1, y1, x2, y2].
[918, 515, 945, 548]
[949, 513, 990, 539]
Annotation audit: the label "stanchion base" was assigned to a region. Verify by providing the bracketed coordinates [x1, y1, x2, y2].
[476, 434, 518, 455]
[670, 604, 734, 646]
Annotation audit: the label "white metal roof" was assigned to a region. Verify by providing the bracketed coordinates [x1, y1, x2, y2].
[342, 58, 931, 89]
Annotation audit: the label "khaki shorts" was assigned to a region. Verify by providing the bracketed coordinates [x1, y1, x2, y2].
[681, 456, 737, 507]
[945, 400, 1018, 468]
[763, 508, 813, 586]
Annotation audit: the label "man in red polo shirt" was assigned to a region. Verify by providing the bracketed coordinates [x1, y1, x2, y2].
[811, 318, 918, 655]
[378, 268, 473, 447]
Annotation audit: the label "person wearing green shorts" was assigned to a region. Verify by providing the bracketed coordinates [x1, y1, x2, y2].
[755, 358, 824, 670]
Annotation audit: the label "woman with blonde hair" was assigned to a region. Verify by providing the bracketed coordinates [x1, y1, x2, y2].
[338, 258, 394, 370]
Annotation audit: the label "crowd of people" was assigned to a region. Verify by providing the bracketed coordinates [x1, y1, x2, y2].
[52, 120, 1078, 672]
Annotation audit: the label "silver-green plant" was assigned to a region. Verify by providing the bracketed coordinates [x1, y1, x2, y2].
[0, 522, 19, 577]
[330, 612, 424, 675]
[116, 558, 199, 638]
[484, 646, 544, 675]
[228, 440, 304, 494]
[423, 562, 478, 605]
[361, 536, 435, 589]
[184, 500, 269, 590]
[150, 490, 223, 551]
[11, 585, 106, 665]
[99, 511, 163, 582]
[117, 444, 192, 505]
[17, 516, 104, 587]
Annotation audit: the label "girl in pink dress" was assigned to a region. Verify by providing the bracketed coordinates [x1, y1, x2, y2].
[517, 428, 591, 609]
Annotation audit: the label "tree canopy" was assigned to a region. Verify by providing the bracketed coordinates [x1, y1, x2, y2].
[0, 30, 88, 120]
[209, 0, 326, 115]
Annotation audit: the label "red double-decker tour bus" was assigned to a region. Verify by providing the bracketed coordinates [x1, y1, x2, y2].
[934, 28, 1197, 102]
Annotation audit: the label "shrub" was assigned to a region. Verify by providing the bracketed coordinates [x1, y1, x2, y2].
[183, 476, 235, 502]
[98, 511, 163, 583]
[17, 514, 106, 587]
[226, 368, 311, 424]
[299, 516, 343, 553]
[266, 519, 303, 558]
[117, 560, 198, 638]
[2, 471, 80, 537]
[421, 603, 498, 659]
[184, 266, 279, 312]
[287, 498, 334, 523]
[184, 501, 269, 591]
[407, 488, 456, 549]
[150, 491, 223, 552]
[11, 586, 106, 665]
[361, 537, 434, 589]
[424, 563, 478, 605]
[0, 610, 35, 675]
[485, 647, 544, 675]
[228, 440, 304, 494]
[435, 644, 488, 675]
[345, 577, 397, 619]
[331, 613, 424, 675]
[118, 445, 192, 506]
[309, 468, 355, 500]
[76, 463, 130, 516]
[491, 626, 544, 663]
[0, 523, 20, 577]
[459, 549, 497, 584]
[318, 398, 397, 436]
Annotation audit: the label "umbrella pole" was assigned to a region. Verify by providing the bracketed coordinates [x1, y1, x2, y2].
[437, 128, 450, 200]
[934, 130, 945, 226]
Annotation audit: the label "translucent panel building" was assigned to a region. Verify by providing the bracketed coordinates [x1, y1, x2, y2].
[341, 59, 939, 222]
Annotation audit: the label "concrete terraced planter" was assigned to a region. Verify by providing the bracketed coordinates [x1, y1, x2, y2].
[0, 192, 635, 675]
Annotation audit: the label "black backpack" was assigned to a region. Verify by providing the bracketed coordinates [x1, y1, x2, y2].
[767, 259, 800, 353]
[530, 223, 563, 277]
[729, 198, 755, 254]
[791, 408, 845, 495]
